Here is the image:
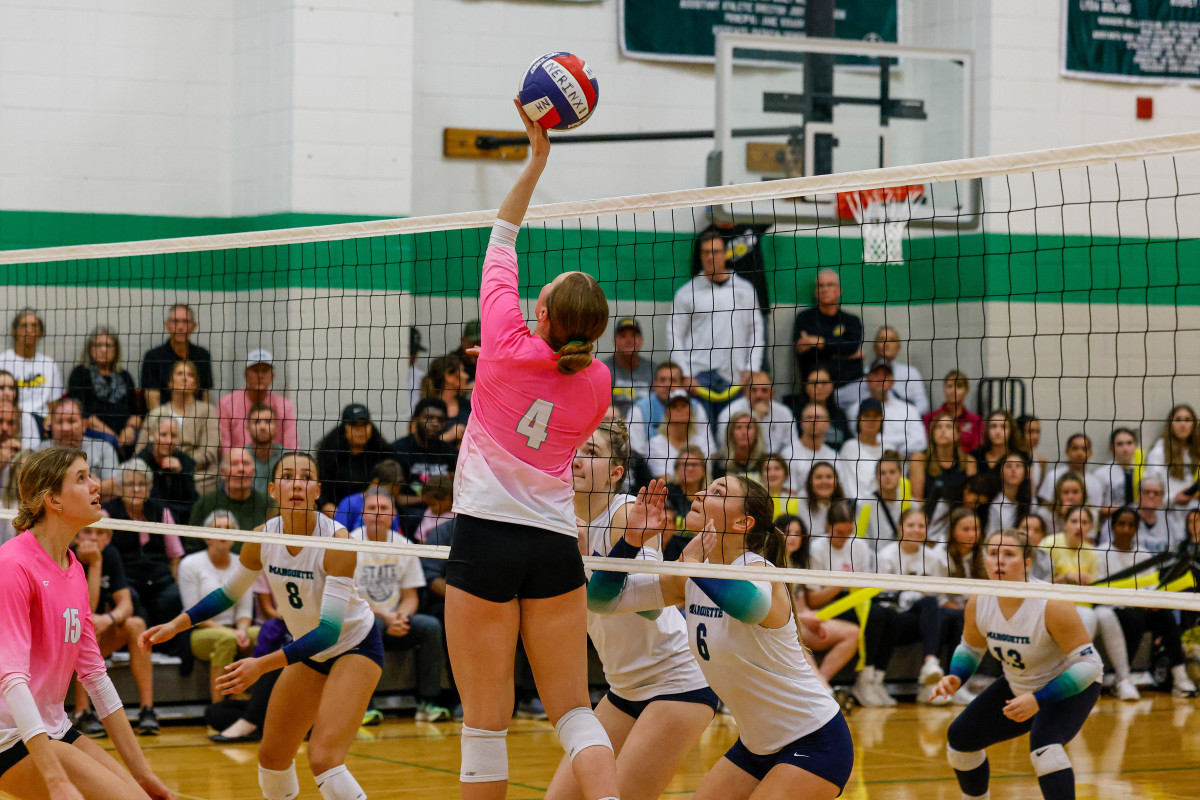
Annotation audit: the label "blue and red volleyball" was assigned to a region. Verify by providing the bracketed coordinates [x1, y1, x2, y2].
[518, 52, 599, 131]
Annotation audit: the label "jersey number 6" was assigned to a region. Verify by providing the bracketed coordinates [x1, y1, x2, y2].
[516, 399, 555, 450]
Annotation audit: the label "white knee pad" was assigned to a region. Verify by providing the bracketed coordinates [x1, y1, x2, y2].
[1030, 743, 1071, 776]
[555, 706, 613, 761]
[460, 725, 508, 783]
[258, 762, 300, 800]
[315, 765, 366, 800]
[946, 745, 986, 771]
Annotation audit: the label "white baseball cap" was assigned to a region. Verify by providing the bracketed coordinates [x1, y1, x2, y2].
[246, 349, 274, 368]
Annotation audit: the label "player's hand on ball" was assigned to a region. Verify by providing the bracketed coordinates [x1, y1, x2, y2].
[217, 657, 266, 695]
[514, 98, 550, 160]
[930, 674, 960, 700]
[1003, 692, 1038, 722]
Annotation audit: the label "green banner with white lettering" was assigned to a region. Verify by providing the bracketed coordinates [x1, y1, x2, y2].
[619, 0, 899, 62]
[1063, 0, 1200, 83]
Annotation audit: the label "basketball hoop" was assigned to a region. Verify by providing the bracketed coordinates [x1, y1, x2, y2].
[836, 184, 925, 263]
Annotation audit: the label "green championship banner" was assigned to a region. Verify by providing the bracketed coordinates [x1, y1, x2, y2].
[1063, 0, 1200, 83]
[620, 0, 899, 63]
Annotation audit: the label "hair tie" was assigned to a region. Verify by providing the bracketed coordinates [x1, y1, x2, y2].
[553, 341, 587, 360]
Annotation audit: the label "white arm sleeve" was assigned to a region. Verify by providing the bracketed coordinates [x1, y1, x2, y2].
[602, 573, 667, 614]
[79, 673, 123, 720]
[2, 680, 46, 742]
[489, 220, 519, 248]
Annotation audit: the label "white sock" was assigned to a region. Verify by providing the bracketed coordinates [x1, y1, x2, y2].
[315, 765, 366, 800]
[258, 763, 299, 800]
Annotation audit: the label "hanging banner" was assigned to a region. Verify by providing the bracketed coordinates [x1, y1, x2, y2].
[1062, 0, 1200, 84]
[619, 0, 899, 63]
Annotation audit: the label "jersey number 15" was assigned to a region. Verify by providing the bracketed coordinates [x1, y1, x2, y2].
[516, 399, 555, 450]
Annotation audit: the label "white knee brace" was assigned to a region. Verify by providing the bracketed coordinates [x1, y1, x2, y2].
[1030, 743, 1071, 776]
[460, 725, 508, 783]
[258, 762, 300, 800]
[315, 765, 366, 800]
[946, 745, 986, 772]
[555, 707, 612, 761]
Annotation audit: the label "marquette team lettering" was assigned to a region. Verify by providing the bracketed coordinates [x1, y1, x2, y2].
[987, 631, 1031, 644]
[269, 565, 315, 580]
[688, 604, 724, 618]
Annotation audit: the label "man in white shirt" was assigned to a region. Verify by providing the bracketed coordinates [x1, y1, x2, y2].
[840, 325, 930, 416]
[0, 308, 63, 416]
[714, 371, 796, 456]
[786, 403, 838, 495]
[668, 230, 764, 419]
[846, 360, 927, 457]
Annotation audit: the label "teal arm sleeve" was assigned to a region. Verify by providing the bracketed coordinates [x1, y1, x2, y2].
[691, 576, 772, 625]
[586, 537, 640, 612]
[183, 561, 259, 625]
[281, 576, 351, 664]
[1034, 644, 1102, 704]
[948, 641, 985, 683]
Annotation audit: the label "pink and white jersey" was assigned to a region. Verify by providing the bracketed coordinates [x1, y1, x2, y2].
[0, 532, 108, 752]
[454, 244, 611, 536]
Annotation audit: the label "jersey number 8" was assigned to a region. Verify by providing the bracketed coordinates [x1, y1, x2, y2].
[516, 399, 555, 450]
[285, 582, 304, 609]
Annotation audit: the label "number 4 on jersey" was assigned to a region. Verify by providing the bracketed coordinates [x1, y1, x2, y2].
[516, 399, 555, 450]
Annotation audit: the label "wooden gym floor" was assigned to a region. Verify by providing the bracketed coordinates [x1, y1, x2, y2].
[10, 696, 1198, 799]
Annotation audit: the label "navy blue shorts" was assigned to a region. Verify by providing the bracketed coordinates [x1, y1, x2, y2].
[0, 726, 81, 780]
[724, 713, 854, 794]
[302, 623, 385, 675]
[605, 686, 721, 719]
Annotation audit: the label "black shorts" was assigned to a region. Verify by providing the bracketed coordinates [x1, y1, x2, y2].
[606, 686, 721, 719]
[0, 727, 82, 780]
[724, 713, 854, 794]
[301, 623, 385, 675]
[446, 514, 586, 603]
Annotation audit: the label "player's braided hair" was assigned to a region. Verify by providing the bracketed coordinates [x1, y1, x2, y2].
[546, 272, 609, 375]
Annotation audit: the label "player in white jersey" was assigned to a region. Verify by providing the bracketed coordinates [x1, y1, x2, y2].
[545, 421, 717, 800]
[930, 528, 1102, 800]
[144, 452, 381, 800]
[589, 475, 852, 800]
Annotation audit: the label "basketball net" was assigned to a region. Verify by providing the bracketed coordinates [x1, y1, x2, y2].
[836, 185, 925, 263]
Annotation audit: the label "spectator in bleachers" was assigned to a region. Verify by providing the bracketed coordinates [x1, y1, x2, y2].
[413, 475, 455, 543]
[714, 371, 796, 457]
[451, 318, 481, 382]
[189, 447, 272, 532]
[1016, 413, 1050, 495]
[105, 459, 184, 627]
[420, 354, 472, 445]
[837, 398, 884, 502]
[335, 459, 405, 534]
[668, 229, 764, 418]
[140, 303, 213, 410]
[856, 450, 912, 547]
[792, 364, 851, 451]
[1013, 513, 1055, 582]
[407, 326, 428, 421]
[845, 325, 930, 417]
[1041, 504, 1098, 585]
[316, 402, 394, 507]
[909, 411, 976, 505]
[392, 398, 458, 502]
[763, 453, 799, 519]
[38, 397, 121, 500]
[1146, 403, 1200, 532]
[921, 370, 981, 454]
[800, 461, 845, 539]
[792, 269, 863, 399]
[943, 506, 986, 597]
[1037, 432, 1103, 508]
[971, 410, 1025, 494]
[138, 359, 220, 494]
[647, 389, 715, 480]
[847, 360, 926, 457]
[0, 369, 43, 449]
[664, 445, 709, 532]
[245, 403, 285, 495]
[1048, 471, 1091, 535]
[0, 308, 62, 416]
[711, 411, 765, 482]
[70, 524, 159, 737]
[601, 317, 654, 418]
[351, 487, 451, 722]
[1117, 475, 1172, 553]
[136, 415, 197, 524]
[0, 400, 23, 523]
[419, 516, 455, 622]
[67, 325, 140, 457]
[626, 361, 709, 457]
[216, 349, 298, 456]
[178, 518, 258, 703]
[983, 452, 1037, 533]
[1093, 427, 1140, 520]
[786, 403, 838, 493]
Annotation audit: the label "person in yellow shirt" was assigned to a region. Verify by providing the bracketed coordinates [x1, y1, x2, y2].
[1040, 505, 1098, 585]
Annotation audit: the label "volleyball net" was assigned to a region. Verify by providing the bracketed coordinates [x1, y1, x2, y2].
[2, 131, 1200, 612]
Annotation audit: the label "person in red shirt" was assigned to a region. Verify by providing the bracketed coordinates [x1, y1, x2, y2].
[922, 370, 982, 453]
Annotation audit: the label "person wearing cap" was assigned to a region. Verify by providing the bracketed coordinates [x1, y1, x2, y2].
[847, 359, 927, 458]
[645, 388, 715, 480]
[216, 348, 298, 456]
[836, 397, 886, 502]
[792, 269, 864, 392]
[840, 325, 930, 417]
[139, 302, 214, 410]
[601, 317, 654, 417]
[713, 371, 797, 457]
[451, 319, 482, 382]
[315, 403, 395, 507]
[921, 369, 982, 453]
[626, 361, 709, 457]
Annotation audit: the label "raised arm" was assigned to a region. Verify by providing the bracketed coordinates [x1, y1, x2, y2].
[496, 100, 550, 229]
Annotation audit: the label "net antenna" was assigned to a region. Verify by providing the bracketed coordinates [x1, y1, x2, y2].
[836, 184, 925, 263]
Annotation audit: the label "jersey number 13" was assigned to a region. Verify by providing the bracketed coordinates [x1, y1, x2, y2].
[516, 399, 555, 450]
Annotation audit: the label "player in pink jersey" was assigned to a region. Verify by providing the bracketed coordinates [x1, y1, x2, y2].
[0, 446, 172, 800]
[444, 101, 618, 800]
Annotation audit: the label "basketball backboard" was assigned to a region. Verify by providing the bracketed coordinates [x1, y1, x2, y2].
[711, 34, 978, 229]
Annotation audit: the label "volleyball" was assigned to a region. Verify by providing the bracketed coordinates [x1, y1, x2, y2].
[518, 51, 599, 131]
